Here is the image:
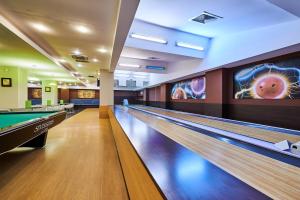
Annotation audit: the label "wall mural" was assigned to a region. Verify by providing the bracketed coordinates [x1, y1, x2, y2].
[234, 61, 300, 99]
[78, 90, 96, 99]
[171, 77, 206, 100]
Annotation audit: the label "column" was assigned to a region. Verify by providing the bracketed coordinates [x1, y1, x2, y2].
[42, 80, 58, 106]
[159, 84, 170, 109]
[99, 70, 114, 118]
[0, 66, 28, 109]
[205, 68, 229, 117]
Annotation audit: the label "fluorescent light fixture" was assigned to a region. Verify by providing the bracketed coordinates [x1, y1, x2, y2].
[115, 74, 130, 78]
[119, 63, 140, 68]
[133, 75, 147, 79]
[77, 63, 83, 67]
[130, 33, 167, 44]
[74, 25, 91, 34]
[30, 23, 52, 33]
[97, 48, 108, 53]
[176, 42, 204, 51]
[28, 77, 40, 81]
[49, 82, 57, 86]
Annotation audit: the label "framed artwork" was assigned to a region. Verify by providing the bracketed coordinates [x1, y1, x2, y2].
[1, 78, 12, 87]
[45, 87, 51, 92]
[32, 88, 42, 98]
[234, 62, 300, 99]
[78, 90, 96, 98]
[171, 77, 206, 100]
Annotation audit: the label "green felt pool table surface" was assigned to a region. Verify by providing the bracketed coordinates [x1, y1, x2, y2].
[0, 112, 55, 129]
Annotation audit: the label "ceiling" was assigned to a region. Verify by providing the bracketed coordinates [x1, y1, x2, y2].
[121, 47, 193, 62]
[0, 24, 77, 83]
[135, 0, 299, 37]
[117, 47, 199, 73]
[0, 0, 121, 84]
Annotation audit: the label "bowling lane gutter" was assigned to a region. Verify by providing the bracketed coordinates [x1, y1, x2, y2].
[129, 106, 300, 167]
[138, 106, 300, 136]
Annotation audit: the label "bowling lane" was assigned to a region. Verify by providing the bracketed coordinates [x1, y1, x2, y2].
[132, 105, 300, 144]
[124, 106, 300, 200]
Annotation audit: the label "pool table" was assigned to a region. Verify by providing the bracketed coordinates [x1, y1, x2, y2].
[0, 111, 67, 155]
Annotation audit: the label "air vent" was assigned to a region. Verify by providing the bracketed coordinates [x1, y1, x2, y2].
[71, 54, 89, 63]
[192, 11, 222, 24]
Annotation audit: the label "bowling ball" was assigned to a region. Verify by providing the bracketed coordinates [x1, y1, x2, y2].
[190, 78, 205, 96]
[255, 74, 285, 99]
[172, 87, 187, 99]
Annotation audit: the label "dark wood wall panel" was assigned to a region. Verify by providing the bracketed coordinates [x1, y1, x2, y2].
[58, 89, 70, 102]
[114, 90, 139, 105]
[225, 104, 300, 130]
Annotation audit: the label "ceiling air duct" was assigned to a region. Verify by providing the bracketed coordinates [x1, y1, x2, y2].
[192, 11, 223, 24]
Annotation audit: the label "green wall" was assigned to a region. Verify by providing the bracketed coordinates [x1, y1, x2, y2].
[0, 66, 28, 109]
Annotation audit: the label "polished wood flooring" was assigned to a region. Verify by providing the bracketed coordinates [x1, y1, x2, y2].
[128, 107, 300, 200]
[136, 106, 300, 143]
[0, 109, 128, 200]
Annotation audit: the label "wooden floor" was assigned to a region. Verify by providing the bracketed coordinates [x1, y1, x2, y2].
[136, 106, 300, 143]
[0, 109, 128, 200]
[128, 108, 300, 200]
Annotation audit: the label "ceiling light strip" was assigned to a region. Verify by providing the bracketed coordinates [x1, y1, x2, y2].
[119, 63, 140, 68]
[176, 42, 204, 51]
[130, 33, 167, 44]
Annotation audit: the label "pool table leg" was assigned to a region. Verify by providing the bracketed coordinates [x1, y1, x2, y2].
[21, 131, 48, 148]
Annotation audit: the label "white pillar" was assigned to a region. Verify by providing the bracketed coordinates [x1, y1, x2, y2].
[99, 70, 114, 118]
[0, 67, 28, 109]
[42, 80, 58, 106]
[100, 70, 114, 106]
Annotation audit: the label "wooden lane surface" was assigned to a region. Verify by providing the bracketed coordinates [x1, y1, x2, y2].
[0, 109, 128, 200]
[135, 106, 300, 143]
[108, 108, 164, 200]
[128, 108, 300, 200]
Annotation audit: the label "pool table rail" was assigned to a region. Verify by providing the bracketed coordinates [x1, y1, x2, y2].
[0, 111, 67, 155]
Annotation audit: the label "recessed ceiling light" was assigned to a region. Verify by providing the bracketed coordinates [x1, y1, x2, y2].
[73, 49, 81, 55]
[92, 58, 99, 62]
[97, 48, 108, 53]
[119, 63, 140, 68]
[77, 63, 83, 67]
[176, 42, 204, 51]
[30, 23, 52, 33]
[130, 33, 167, 44]
[74, 25, 91, 34]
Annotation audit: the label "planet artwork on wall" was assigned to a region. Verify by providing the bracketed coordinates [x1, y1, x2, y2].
[234, 63, 300, 99]
[171, 77, 206, 100]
